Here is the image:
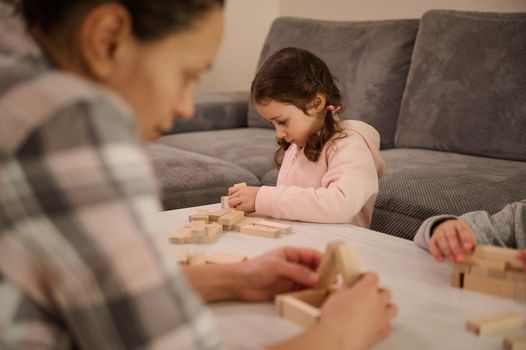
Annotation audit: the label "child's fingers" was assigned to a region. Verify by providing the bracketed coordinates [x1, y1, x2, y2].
[456, 221, 475, 251]
[445, 229, 463, 259]
[429, 238, 445, 262]
[228, 187, 239, 196]
[435, 232, 453, 261]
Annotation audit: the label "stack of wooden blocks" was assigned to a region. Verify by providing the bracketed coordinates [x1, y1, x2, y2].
[178, 250, 248, 266]
[451, 245, 525, 302]
[169, 208, 293, 244]
[466, 311, 526, 349]
[275, 241, 361, 328]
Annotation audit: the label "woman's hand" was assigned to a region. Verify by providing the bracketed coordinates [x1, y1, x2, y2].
[234, 246, 322, 301]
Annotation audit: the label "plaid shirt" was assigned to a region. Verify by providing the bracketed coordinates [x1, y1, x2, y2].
[0, 18, 221, 349]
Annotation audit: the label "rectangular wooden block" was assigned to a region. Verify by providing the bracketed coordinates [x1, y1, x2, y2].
[232, 217, 264, 231]
[240, 224, 281, 238]
[254, 220, 292, 234]
[451, 264, 470, 288]
[234, 182, 247, 188]
[474, 245, 523, 270]
[466, 311, 524, 335]
[507, 270, 526, 282]
[177, 249, 189, 265]
[188, 213, 209, 224]
[218, 210, 244, 227]
[205, 223, 222, 236]
[504, 332, 526, 350]
[464, 274, 516, 299]
[470, 265, 506, 279]
[209, 208, 232, 222]
[206, 252, 248, 264]
[221, 196, 230, 209]
[169, 228, 192, 244]
[334, 243, 361, 286]
[276, 291, 324, 329]
[188, 252, 206, 266]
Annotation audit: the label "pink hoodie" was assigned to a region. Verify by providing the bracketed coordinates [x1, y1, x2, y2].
[255, 120, 385, 227]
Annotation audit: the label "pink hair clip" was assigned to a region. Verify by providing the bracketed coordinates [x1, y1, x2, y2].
[327, 105, 341, 113]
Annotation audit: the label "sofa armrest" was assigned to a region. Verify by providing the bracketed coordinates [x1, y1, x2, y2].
[167, 91, 249, 134]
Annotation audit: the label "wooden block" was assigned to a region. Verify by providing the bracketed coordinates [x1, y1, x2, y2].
[234, 182, 247, 188]
[254, 220, 292, 234]
[196, 209, 209, 215]
[507, 270, 526, 282]
[504, 332, 526, 350]
[232, 217, 264, 231]
[470, 265, 506, 279]
[315, 243, 339, 289]
[464, 274, 516, 299]
[475, 245, 523, 270]
[188, 252, 206, 266]
[334, 243, 361, 286]
[209, 208, 232, 222]
[190, 221, 206, 234]
[188, 213, 209, 224]
[276, 294, 322, 329]
[240, 224, 281, 238]
[169, 228, 192, 244]
[451, 264, 470, 288]
[221, 196, 230, 209]
[205, 223, 222, 236]
[466, 311, 524, 335]
[218, 210, 244, 226]
[206, 252, 248, 264]
[516, 282, 526, 302]
[177, 249, 189, 265]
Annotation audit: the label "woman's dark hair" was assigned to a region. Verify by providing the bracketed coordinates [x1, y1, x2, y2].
[251, 47, 345, 166]
[2, 0, 224, 41]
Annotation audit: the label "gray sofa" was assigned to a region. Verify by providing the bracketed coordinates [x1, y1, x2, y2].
[149, 10, 526, 240]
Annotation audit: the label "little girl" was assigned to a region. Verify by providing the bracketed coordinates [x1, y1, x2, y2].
[228, 47, 385, 226]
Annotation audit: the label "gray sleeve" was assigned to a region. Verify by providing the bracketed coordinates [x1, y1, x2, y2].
[413, 215, 457, 250]
[461, 200, 526, 249]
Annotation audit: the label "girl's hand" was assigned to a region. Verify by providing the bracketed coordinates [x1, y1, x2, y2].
[228, 186, 260, 212]
[234, 247, 321, 301]
[429, 219, 476, 263]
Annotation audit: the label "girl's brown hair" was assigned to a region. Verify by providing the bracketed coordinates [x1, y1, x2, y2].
[251, 47, 346, 166]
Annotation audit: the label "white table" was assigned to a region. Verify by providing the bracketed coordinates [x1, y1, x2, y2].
[154, 204, 526, 349]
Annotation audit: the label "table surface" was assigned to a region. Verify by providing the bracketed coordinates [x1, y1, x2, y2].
[153, 204, 526, 350]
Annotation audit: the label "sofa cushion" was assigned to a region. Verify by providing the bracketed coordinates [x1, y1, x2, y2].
[372, 149, 526, 240]
[395, 10, 526, 161]
[154, 128, 277, 180]
[148, 143, 260, 210]
[247, 16, 419, 149]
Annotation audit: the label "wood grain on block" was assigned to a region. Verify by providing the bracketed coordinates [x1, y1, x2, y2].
[254, 220, 292, 234]
[276, 295, 321, 329]
[197, 209, 209, 215]
[189, 213, 209, 224]
[190, 221, 206, 234]
[188, 252, 206, 266]
[232, 217, 263, 231]
[240, 224, 280, 238]
[464, 274, 516, 299]
[504, 332, 526, 350]
[206, 252, 247, 264]
[516, 282, 526, 302]
[218, 210, 244, 226]
[234, 182, 247, 188]
[209, 208, 232, 222]
[466, 311, 524, 335]
[470, 265, 506, 279]
[315, 242, 338, 289]
[169, 228, 191, 244]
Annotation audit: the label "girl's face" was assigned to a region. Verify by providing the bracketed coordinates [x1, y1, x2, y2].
[105, 8, 224, 140]
[255, 100, 325, 148]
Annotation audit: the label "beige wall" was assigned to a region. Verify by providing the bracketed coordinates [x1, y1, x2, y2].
[197, 0, 280, 92]
[198, 0, 526, 92]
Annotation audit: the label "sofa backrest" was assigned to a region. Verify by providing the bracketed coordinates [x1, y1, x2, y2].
[395, 10, 526, 161]
[247, 17, 419, 149]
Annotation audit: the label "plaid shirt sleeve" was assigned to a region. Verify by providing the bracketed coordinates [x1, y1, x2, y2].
[0, 89, 221, 349]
